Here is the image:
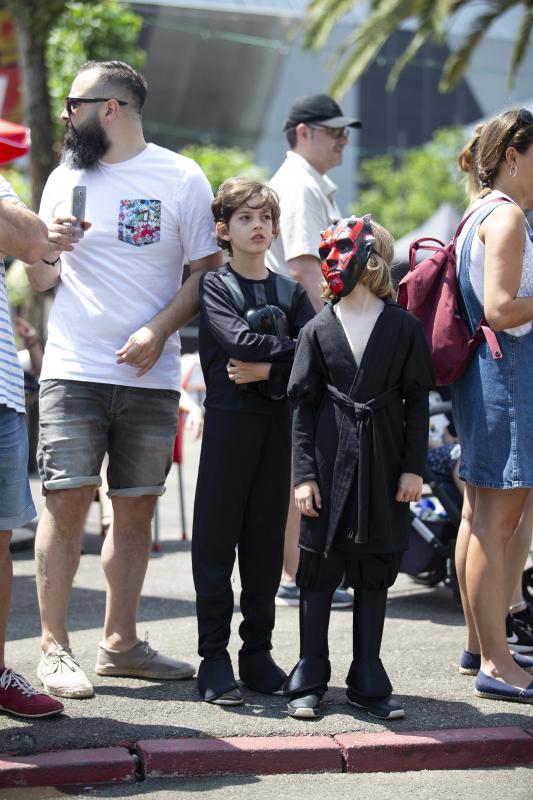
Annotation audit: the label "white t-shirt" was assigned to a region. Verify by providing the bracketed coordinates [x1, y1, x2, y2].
[266, 151, 341, 277]
[456, 190, 533, 337]
[39, 143, 219, 390]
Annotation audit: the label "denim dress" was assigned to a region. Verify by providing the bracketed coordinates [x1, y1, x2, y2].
[452, 202, 533, 488]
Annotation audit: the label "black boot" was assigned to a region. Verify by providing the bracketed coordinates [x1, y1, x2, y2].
[238, 650, 287, 694]
[283, 587, 334, 719]
[346, 588, 404, 720]
[197, 654, 243, 705]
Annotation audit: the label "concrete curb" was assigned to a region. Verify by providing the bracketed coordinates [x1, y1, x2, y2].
[0, 746, 135, 789]
[0, 728, 532, 789]
[136, 735, 342, 777]
[335, 727, 533, 773]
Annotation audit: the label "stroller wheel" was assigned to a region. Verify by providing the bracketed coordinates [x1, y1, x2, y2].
[407, 564, 447, 587]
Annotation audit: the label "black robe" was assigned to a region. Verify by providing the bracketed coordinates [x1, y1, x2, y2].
[288, 299, 434, 556]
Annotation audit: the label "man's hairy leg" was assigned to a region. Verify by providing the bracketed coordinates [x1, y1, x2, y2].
[101, 495, 157, 651]
[35, 486, 95, 651]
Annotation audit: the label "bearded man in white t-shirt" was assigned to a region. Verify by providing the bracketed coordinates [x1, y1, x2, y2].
[25, 60, 222, 699]
[266, 94, 361, 609]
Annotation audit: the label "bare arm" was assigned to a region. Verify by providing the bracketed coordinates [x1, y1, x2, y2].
[25, 215, 88, 292]
[0, 199, 50, 265]
[287, 254, 323, 312]
[481, 204, 533, 331]
[13, 316, 43, 376]
[116, 251, 223, 376]
[147, 252, 223, 337]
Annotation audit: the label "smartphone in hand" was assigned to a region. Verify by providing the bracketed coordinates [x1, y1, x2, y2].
[71, 186, 86, 238]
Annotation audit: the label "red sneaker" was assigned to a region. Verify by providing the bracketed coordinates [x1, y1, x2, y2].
[0, 667, 64, 718]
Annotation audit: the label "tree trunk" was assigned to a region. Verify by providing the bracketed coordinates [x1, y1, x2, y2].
[9, 1, 55, 211]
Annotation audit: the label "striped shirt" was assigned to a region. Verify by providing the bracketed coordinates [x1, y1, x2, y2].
[0, 177, 25, 413]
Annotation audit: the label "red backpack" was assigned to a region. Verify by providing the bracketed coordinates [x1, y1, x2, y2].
[397, 198, 510, 386]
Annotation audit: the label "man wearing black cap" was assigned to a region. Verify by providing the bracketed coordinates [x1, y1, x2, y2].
[267, 93, 361, 311]
[268, 94, 360, 608]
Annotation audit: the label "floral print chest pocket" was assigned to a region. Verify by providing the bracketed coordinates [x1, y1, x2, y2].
[118, 199, 161, 247]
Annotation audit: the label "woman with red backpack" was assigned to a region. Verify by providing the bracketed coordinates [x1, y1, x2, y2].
[453, 110, 533, 703]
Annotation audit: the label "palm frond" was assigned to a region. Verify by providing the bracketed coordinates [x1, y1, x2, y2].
[326, 0, 435, 97]
[440, 0, 517, 90]
[303, 0, 364, 51]
[509, 7, 533, 86]
[303, 0, 529, 97]
[385, 29, 430, 90]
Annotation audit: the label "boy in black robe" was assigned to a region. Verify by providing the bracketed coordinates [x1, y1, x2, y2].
[193, 177, 315, 705]
[284, 215, 434, 719]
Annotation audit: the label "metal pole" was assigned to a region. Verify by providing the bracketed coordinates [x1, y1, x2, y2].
[177, 462, 187, 540]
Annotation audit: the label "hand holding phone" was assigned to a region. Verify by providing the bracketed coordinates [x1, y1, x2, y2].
[71, 186, 86, 238]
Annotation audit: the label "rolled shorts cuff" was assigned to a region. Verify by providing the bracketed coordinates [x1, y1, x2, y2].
[459, 474, 533, 489]
[108, 485, 167, 498]
[0, 500, 37, 531]
[42, 476, 102, 494]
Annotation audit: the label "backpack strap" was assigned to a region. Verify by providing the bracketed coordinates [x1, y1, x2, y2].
[408, 196, 514, 272]
[218, 267, 297, 315]
[273, 273, 298, 311]
[458, 200, 510, 361]
[218, 268, 245, 313]
[453, 195, 513, 243]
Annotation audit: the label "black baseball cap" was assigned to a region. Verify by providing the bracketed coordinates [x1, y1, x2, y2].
[283, 93, 362, 131]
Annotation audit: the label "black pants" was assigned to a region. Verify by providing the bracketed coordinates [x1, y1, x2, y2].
[192, 408, 291, 661]
[284, 548, 401, 697]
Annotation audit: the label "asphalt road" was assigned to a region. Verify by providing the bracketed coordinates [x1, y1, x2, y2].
[2, 767, 533, 800]
[2, 429, 532, 758]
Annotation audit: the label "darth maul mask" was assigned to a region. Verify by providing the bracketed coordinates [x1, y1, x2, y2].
[319, 215, 375, 297]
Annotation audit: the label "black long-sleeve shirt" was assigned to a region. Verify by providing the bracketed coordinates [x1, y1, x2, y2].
[199, 265, 315, 415]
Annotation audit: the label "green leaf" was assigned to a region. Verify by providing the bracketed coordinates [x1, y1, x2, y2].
[46, 1, 146, 144]
[180, 144, 266, 195]
[352, 126, 468, 238]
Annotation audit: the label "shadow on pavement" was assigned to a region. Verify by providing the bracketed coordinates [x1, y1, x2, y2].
[8, 577, 196, 642]
[1, 688, 532, 758]
[386, 587, 463, 625]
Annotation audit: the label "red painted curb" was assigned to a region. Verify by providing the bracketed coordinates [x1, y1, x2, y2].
[136, 735, 341, 777]
[0, 746, 135, 789]
[0, 727, 531, 786]
[335, 727, 533, 773]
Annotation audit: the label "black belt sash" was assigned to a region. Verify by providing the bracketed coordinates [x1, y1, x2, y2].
[324, 384, 401, 553]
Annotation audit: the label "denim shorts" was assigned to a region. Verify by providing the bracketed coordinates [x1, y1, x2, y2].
[37, 380, 179, 496]
[0, 405, 36, 530]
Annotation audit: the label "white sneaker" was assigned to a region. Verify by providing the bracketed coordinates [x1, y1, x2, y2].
[37, 643, 94, 699]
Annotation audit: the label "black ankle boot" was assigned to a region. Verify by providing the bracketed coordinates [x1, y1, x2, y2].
[197, 654, 239, 703]
[238, 650, 287, 694]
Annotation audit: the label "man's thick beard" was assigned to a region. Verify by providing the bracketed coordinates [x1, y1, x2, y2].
[60, 120, 110, 170]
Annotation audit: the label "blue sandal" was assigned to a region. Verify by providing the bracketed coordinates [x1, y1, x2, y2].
[459, 650, 533, 676]
[474, 671, 533, 703]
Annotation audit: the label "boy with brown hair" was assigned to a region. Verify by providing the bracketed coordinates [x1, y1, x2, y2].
[192, 177, 314, 705]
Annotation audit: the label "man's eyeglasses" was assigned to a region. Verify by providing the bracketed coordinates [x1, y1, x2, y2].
[308, 124, 349, 140]
[503, 107, 533, 147]
[64, 97, 128, 115]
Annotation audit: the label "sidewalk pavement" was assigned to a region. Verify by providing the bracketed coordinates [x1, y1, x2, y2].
[1, 430, 532, 790]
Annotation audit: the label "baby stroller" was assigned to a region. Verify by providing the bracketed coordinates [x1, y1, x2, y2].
[399, 397, 462, 601]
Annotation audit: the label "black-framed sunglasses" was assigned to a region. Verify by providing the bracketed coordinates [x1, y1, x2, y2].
[64, 96, 128, 115]
[308, 124, 350, 140]
[503, 107, 533, 147]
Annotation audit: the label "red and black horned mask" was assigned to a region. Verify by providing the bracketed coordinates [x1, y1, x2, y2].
[319, 215, 375, 297]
